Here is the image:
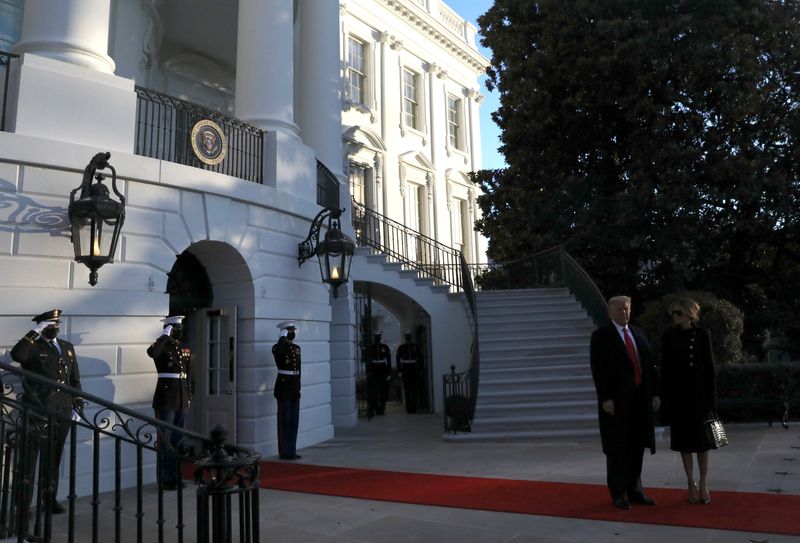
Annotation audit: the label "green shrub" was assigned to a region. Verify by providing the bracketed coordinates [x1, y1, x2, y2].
[639, 291, 744, 366]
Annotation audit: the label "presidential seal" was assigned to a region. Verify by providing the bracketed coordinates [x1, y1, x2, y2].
[190, 119, 227, 165]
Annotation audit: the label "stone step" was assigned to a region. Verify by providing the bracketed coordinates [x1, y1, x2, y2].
[474, 399, 597, 417]
[476, 288, 571, 300]
[478, 305, 588, 318]
[480, 363, 590, 380]
[480, 343, 589, 358]
[479, 352, 589, 369]
[478, 319, 594, 334]
[476, 385, 597, 405]
[442, 427, 600, 442]
[470, 413, 599, 433]
[480, 334, 590, 348]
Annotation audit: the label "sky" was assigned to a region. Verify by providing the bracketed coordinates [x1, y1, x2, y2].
[445, 0, 505, 171]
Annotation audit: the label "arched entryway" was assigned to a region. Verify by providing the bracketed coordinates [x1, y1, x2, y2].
[166, 241, 255, 441]
[354, 281, 432, 417]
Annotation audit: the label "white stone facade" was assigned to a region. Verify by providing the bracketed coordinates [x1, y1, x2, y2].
[0, 0, 487, 495]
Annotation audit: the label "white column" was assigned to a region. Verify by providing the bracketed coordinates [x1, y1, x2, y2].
[12, 0, 115, 73]
[296, 0, 343, 176]
[235, 0, 299, 137]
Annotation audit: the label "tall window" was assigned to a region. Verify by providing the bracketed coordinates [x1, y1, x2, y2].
[451, 199, 464, 252]
[348, 37, 366, 105]
[403, 68, 420, 129]
[349, 162, 366, 206]
[405, 184, 421, 261]
[447, 95, 462, 149]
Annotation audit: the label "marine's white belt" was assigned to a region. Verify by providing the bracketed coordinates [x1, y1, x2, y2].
[277, 369, 299, 376]
[158, 373, 185, 379]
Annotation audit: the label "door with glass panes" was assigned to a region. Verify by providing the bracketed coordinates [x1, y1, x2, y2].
[194, 307, 237, 439]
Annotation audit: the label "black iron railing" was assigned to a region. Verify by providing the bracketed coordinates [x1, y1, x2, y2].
[0, 361, 260, 542]
[351, 199, 464, 291]
[475, 245, 609, 327]
[134, 87, 264, 183]
[0, 51, 19, 132]
[316, 160, 340, 209]
[443, 365, 473, 433]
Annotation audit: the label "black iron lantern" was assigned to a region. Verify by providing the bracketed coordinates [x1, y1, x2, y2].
[298, 207, 355, 297]
[68, 152, 126, 286]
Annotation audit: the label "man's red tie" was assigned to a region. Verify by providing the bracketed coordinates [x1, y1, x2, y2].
[623, 327, 642, 385]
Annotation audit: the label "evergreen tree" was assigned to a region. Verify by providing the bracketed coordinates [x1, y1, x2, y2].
[475, 0, 800, 355]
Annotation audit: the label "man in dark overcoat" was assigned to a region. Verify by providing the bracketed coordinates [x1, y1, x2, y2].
[10, 309, 82, 515]
[147, 315, 192, 490]
[590, 296, 660, 510]
[396, 332, 422, 413]
[272, 320, 302, 460]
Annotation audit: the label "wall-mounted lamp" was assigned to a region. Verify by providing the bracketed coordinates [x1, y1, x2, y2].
[68, 152, 126, 286]
[298, 207, 355, 298]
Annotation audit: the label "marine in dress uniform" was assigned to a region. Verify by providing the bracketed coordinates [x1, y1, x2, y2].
[396, 332, 422, 414]
[10, 309, 82, 515]
[272, 321, 302, 460]
[367, 331, 391, 418]
[147, 315, 192, 490]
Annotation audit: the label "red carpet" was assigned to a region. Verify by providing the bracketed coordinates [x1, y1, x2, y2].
[261, 461, 800, 536]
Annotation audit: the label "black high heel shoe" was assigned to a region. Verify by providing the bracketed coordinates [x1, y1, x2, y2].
[688, 481, 698, 504]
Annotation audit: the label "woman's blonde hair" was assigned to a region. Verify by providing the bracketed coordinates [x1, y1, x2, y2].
[671, 297, 701, 323]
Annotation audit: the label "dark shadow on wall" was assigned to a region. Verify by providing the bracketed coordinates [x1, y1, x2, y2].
[0, 190, 71, 236]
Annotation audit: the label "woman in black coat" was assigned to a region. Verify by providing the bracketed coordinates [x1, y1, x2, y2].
[660, 298, 717, 504]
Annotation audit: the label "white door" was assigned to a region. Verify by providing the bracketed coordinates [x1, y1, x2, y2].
[195, 306, 237, 440]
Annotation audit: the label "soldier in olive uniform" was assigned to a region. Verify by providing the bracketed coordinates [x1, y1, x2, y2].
[272, 320, 301, 460]
[10, 309, 82, 515]
[147, 315, 192, 490]
[396, 332, 423, 414]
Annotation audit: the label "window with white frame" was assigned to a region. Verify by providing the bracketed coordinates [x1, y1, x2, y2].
[451, 198, 464, 252]
[347, 36, 367, 105]
[447, 94, 462, 149]
[402, 68, 420, 130]
[349, 162, 366, 206]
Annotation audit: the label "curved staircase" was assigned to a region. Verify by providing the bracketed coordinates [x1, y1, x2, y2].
[446, 287, 600, 442]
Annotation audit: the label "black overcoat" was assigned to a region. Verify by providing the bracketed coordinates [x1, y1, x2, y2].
[11, 331, 82, 417]
[590, 323, 658, 455]
[660, 325, 716, 451]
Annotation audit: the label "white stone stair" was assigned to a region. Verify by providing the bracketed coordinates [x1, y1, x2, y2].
[445, 287, 600, 442]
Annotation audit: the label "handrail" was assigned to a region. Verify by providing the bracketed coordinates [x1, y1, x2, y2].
[0, 360, 260, 542]
[351, 198, 464, 291]
[474, 245, 609, 327]
[0, 51, 19, 132]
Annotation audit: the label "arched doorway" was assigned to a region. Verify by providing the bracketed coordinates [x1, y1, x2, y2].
[354, 281, 432, 417]
[166, 241, 255, 441]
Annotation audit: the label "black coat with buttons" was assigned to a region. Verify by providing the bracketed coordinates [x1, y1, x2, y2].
[147, 335, 192, 411]
[660, 325, 716, 426]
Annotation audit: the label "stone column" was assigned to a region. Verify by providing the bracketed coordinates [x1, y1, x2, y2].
[235, 0, 299, 137]
[296, 0, 343, 176]
[13, 0, 115, 73]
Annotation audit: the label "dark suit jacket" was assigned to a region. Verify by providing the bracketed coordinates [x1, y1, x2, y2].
[10, 331, 82, 416]
[590, 323, 658, 455]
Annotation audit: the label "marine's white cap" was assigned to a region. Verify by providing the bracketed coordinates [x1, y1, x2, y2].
[161, 315, 184, 325]
[276, 320, 297, 331]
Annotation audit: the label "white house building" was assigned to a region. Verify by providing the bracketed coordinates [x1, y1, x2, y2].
[0, 0, 488, 493]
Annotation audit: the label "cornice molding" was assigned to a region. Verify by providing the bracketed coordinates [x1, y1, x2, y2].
[375, 0, 489, 74]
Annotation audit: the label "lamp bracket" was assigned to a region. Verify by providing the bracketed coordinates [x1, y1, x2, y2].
[298, 207, 344, 267]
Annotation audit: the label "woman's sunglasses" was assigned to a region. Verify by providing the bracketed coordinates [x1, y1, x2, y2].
[670, 310, 684, 317]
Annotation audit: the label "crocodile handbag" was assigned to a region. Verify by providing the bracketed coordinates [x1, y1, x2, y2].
[705, 414, 729, 449]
